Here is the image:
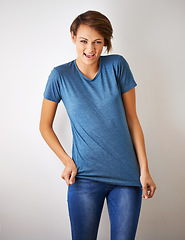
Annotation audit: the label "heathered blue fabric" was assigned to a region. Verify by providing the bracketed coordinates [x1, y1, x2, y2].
[43, 54, 141, 187]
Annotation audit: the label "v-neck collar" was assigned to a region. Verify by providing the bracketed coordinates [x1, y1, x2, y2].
[74, 56, 102, 82]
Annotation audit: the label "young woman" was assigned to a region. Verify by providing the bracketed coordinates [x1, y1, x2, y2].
[39, 10, 156, 240]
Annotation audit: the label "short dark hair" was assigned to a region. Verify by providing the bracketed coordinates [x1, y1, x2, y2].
[70, 10, 113, 54]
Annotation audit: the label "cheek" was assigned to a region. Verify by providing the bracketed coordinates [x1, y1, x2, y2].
[97, 44, 104, 50]
[96, 46, 103, 53]
[76, 44, 85, 52]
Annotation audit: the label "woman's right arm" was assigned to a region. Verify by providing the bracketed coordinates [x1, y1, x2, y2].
[39, 98, 77, 185]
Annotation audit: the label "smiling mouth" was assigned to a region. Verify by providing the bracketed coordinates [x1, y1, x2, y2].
[84, 53, 95, 59]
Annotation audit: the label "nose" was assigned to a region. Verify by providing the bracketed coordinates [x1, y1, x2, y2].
[87, 42, 95, 52]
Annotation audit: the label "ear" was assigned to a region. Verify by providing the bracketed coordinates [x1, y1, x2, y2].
[71, 31, 76, 44]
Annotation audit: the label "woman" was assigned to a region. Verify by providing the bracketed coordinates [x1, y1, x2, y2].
[39, 10, 156, 240]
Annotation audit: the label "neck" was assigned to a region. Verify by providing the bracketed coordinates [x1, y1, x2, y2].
[75, 57, 100, 76]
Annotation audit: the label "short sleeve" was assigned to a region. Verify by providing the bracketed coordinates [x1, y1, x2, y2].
[118, 56, 137, 95]
[43, 68, 62, 103]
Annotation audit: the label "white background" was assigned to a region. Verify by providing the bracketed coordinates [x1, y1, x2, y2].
[1, 0, 185, 239]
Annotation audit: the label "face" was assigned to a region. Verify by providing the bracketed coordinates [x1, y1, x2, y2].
[71, 24, 105, 68]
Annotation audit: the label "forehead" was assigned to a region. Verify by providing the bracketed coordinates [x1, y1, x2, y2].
[76, 24, 103, 39]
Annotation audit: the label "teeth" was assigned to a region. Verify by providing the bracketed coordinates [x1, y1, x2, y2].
[85, 53, 94, 56]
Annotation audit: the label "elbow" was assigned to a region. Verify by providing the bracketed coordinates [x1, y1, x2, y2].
[126, 115, 139, 131]
[39, 121, 44, 136]
[39, 121, 53, 134]
[39, 121, 49, 136]
[126, 113, 138, 124]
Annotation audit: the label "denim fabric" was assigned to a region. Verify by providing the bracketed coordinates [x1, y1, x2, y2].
[67, 178, 142, 240]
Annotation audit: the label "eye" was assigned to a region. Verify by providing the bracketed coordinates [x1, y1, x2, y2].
[95, 41, 102, 44]
[80, 40, 87, 43]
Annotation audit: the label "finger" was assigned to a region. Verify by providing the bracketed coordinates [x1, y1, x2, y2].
[143, 186, 149, 199]
[64, 175, 71, 185]
[69, 171, 76, 184]
[149, 185, 155, 198]
[61, 170, 72, 185]
[67, 179, 71, 185]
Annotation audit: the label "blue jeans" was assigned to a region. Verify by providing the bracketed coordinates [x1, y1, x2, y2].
[67, 177, 142, 240]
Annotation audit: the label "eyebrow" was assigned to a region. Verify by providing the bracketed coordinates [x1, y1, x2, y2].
[79, 37, 103, 41]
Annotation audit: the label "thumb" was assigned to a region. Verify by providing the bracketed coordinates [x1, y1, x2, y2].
[143, 185, 149, 199]
[65, 175, 71, 185]
[69, 171, 76, 184]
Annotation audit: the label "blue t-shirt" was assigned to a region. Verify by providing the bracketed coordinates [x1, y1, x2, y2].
[43, 54, 141, 187]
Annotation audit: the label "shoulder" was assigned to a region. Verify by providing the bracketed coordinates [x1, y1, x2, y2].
[101, 54, 128, 67]
[47, 60, 74, 84]
[53, 59, 74, 75]
[47, 62, 69, 82]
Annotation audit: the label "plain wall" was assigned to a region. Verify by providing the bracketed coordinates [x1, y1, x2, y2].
[1, 0, 185, 239]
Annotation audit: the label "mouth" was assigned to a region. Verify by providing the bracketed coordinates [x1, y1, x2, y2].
[84, 53, 95, 59]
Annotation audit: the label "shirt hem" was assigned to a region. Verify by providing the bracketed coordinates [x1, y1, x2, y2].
[75, 176, 142, 188]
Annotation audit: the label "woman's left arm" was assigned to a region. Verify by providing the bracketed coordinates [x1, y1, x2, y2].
[122, 88, 157, 199]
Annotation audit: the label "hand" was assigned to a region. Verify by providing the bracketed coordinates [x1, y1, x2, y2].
[140, 172, 156, 199]
[61, 159, 77, 186]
